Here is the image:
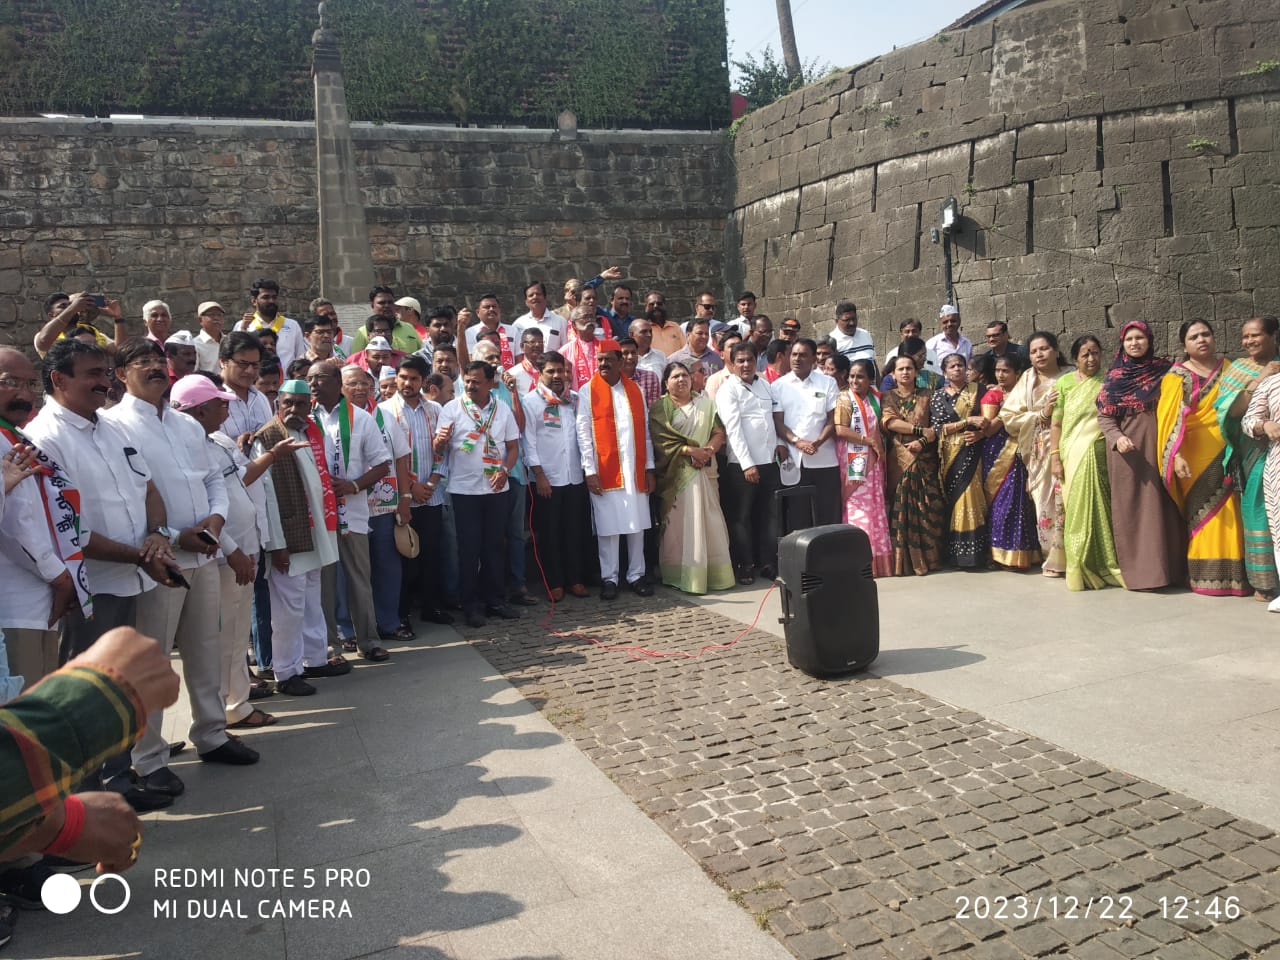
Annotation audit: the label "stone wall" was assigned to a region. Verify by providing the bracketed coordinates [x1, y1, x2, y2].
[0, 119, 728, 344]
[727, 0, 1280, 355]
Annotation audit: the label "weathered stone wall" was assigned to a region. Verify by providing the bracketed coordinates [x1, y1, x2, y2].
[0, 119, 728, 344]
[728, 0, 1280, 355]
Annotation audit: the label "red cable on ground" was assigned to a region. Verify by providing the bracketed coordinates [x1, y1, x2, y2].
[525, 489, 776, 661]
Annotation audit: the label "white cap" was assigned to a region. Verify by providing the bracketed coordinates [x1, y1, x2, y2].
[196, 301, 224, 316]
[366, 336, 392, 352]
[394, 296, 421, 316]
[378, 365, 398, 382]
[940, 304, 960, 317]
[165, 330, 196, 346]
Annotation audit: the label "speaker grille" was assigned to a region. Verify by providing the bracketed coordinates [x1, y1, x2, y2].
[801, 572, 824, 595]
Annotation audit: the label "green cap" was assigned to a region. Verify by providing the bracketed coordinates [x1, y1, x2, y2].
[278, 379, 311, 395]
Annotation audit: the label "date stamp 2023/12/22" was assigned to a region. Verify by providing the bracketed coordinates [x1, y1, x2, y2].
[954, 892, 1243, 922]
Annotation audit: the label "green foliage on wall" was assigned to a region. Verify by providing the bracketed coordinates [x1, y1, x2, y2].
[0, 0, 729, 128]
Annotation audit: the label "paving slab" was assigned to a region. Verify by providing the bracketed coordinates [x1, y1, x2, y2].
[16, 626, 790, 960]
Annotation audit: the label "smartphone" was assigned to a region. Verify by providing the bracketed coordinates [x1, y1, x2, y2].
[165, 566, 191, 590]
[197, 529, 220, 548]
[91, 295, 107, 308]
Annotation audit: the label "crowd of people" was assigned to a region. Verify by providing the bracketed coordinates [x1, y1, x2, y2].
[1, 269, 1278, 936]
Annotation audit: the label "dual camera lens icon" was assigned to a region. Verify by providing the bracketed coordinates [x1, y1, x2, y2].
[41, 872, 131, 915]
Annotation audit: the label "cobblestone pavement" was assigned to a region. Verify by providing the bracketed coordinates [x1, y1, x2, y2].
[464, 590, 1280, 960]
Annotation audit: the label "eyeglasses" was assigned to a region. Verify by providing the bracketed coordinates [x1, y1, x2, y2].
[226, 358, 261, 371]
[127, 356, 168, 369]
[697, 303, 716, 310]
[0, 376, 39, 392]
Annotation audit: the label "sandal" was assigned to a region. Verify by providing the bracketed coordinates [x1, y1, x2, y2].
[341, 638, 358, 653]
[229, 708, 278, 729]
[394, 625, 415, 641]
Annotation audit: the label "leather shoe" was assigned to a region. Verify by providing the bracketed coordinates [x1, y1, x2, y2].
[758, 565, 776, 581]
[549, 587, 565, 601]
[168, 740, 188, 758]
[248, 682, 275, 701]
[628, 579, 654, 597]
[568, 583, 590, 598]
[508, 592, 538, 606]
[601, 580, 619, 601]
[276, 674, 317, 697]
[104, 772, 174, 812]
[485, 603, 521, 620]
[200, 739, 260, 765]
[304, 658, 352, 678]
[255, 667, 275, 681]
[141, 767, 185, 797]
[361, 646, 391, 662]
[421, 608, 454, 625]
[464, 610, 486, 628]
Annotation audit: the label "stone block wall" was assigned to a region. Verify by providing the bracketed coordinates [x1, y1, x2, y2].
[0, 119, 728, 344]
[727, 0, 1280, 356]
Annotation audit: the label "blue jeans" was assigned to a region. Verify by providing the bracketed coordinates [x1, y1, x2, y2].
[251, 551, 273, 668]
[367, 513, 402, 633]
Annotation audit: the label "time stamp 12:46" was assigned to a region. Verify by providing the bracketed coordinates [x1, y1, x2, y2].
[953, 894, 1243, 921]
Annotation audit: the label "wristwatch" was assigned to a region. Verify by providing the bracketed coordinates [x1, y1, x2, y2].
[151, 525, 180, 547]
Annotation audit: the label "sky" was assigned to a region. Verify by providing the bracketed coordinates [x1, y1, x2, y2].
[726, 0, 975, 84]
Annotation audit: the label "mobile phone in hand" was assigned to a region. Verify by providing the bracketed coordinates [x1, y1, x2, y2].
[165, 566, 191, 589]
[91, 295, 107, 308]
[197, 529, 220, 548]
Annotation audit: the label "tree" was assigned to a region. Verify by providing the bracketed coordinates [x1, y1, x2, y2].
[732, 46, 829, 110]
[775, 0, 801, 82]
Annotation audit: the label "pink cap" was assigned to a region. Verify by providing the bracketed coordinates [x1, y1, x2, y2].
[171, 374, 235, 410]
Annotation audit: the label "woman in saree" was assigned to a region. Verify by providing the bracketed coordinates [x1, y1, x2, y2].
[1214, 316, 1280, 600]
[1097, 320, 1184, 590]
[980, 355, 1043, 569]
[834, 358, 892, 576]
[1155, 320, 1249, 597]
[1049, 335, 1124, 590]
[1000, 331, 1067, 576]
[881, 354, 945, 575]
[1241, 370, 1280, 613]
[930, 353, 989, 568]
[649, 361, 735, 594]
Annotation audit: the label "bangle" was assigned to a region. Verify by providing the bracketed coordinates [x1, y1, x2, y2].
[44, 795, 86, 855]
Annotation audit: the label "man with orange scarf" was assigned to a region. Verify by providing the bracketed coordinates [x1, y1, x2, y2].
[575, 340, 656, 600]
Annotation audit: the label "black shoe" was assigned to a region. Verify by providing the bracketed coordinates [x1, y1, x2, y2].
[276, 675, 317, 697]
[758, 565, 776, 581]
[0, 861, 53, 910]
[168, 740, 188, 758]
[255, 667, 275, 681]
[485, 603, 521, 620]
[464, 610, 486, 628]
[508, 592, 538, 606]
[303, 659, 352, 678]
[628, 579, 654, 597]
[0, 902, 16, 945]
[736, 568, 756, 585]
[200, 739, 260, 765]
[140, 767, 185, 797]
[601, 581, 619, 601]
[361, 646, 391, 662]
[421, 608, 454, 625]
[105, 772, 175, 812]
[248, 682, 275, 701]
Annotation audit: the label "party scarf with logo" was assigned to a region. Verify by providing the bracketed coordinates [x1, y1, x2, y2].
[310, 407, 345, 533]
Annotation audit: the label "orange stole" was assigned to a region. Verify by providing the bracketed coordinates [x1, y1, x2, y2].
[588, 374, 647, 492]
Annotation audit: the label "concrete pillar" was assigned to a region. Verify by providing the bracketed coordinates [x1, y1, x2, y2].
[313, 3, 374, 332]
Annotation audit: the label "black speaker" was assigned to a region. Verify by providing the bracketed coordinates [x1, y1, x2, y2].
[775, 523, 879, 676]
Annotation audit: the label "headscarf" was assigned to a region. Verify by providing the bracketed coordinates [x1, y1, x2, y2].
[1096, 320, 1172, 417]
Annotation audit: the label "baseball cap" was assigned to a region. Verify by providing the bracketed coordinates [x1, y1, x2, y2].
[394, 297, 421, 315]
[197, 301, 224, 316]
[171, 374, 235, 410]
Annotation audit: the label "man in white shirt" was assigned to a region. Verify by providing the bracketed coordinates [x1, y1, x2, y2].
[307, 360, 392, 664]
[726, 290, 758, 337]
[0, 348, 80, 689]
[522, 351, 589, 600]
[716, 342, 789, 583]
[462, 293, 517, 368]
[193, 301, 225, 373]
[513, 328, 544, 394]
[380, 356, 452, 626]
[172, 374, 286, 731]
[575, 340, 655, 599]
[829, 301, 876, 372]
[884, 318, 939, 377]
[926, 303, 973, 365]
[26, 338, 181, 810]
[429, 360, 522, 629]
[512, 281, 569, 356]
[341, 364, 413, 641]
[219, 330, 274, 440]
[771, 339, 841, 527]
[104, 338, 254, 785]
[704, 328, 743, 402]
[236, 278, 306, 373]
[628, 318, 666, 380]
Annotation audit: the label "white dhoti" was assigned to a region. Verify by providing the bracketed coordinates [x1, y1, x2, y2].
[268, 565, 328, 682]
[133, 561, 224, 774]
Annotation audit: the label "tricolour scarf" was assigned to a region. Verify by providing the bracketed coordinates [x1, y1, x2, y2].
[588, 374, 646, 492]
[0, 418, 91, 618]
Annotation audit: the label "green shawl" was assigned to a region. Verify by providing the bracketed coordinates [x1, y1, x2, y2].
[648, 393, 720, 523]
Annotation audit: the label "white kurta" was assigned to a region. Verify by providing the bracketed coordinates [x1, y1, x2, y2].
[575, 378, 655, 536]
